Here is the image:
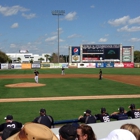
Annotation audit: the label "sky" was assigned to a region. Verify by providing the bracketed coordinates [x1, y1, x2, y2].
[0, 0, 140, 55]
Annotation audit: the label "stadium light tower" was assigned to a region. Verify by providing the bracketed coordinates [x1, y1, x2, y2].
[52, 10, 65, 63]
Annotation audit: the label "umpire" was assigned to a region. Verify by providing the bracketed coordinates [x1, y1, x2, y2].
[32, 108, 54, 128]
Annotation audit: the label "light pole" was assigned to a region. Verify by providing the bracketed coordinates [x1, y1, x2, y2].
[52, 10, 65, 63]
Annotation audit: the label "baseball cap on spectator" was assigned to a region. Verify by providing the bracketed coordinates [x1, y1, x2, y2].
[40, 108, 46, 113]
[101, 108, 106, 113]
[118, 107, 124, 113]
[98, 129, 136, 140]
[4, 115, 13, 120]
[59, 124, 77, 140]
[84, 109, 91, 114]
[129, 104, 135, 109]
[7, 122, 58, 140]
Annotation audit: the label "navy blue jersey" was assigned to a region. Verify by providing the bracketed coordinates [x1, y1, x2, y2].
[33, 115, 53, 128]
[110, 113, 128, 120]
[79, 115, 96, 124]
[0, 121, 22, 132]
[95, 113, 110, 122]
[127, 110, 140, 119]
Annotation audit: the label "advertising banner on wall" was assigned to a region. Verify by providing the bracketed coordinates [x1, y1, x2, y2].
[1, 63, 9, 69]
[72, 47, 80, 62]
[104, 62, 114, 68]
[123, 62, 134, 68]
[68, 63, 78, 68]
[122, 46, 131, 62]
[78, 63, 96, 68]
[114, 63, 124, 68]
[41, 63, 51, 69]
[96, 63, 105, 68]
[32, 63, 40, 69]
[22, 63, 31, 69]
[11, 63, 22, 69]
[134, 63, 140, 68]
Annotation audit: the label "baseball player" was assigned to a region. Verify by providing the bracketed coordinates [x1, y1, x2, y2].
[34, 70, 39, 83]
[61, 67, 65, 75]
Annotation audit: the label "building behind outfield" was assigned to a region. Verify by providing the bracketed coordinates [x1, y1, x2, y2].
[69, 44, 134, 63]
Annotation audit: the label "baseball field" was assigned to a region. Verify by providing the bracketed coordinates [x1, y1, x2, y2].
[0, 68, 140, 124]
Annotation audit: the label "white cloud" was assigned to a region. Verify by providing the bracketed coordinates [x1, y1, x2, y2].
[117, 25, 140, 32]
[108, 16, 130, 26]
[0, 5, 29, 16]
[22, 13, 36, 19]
[67, 34, 81, 38]
[129, 16, 140, 24]
[45, 36, 57, 42]
[128, 38, 140, 42]
[11, 23, 19, 28]
[90, 5, 95, 8]
[64, 12, 77, 21]
[98, 38, 107, 42]
[10, 44, 17, 48]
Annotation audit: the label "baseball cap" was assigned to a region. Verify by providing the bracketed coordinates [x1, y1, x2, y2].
[84, 109, 91, 114]
[118, 107, 124, 113]
[7, 122, 58, 140]
[40, 108, 46, 113]
[129, 104, 135, 109]
[99, 129, 136, 140]
[4, 115, 13, 120]
[101, 108, 106, 113]
[59, 124, 77, 140]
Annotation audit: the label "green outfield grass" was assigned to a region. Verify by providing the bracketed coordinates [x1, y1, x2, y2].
[0, 98, 140, 124]
[0, 68, 140, 125]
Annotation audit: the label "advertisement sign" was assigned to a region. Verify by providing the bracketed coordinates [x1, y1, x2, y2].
[72, 47, 80, 62]
[122, 46, 131, 62]
[78, 63, 96, 68]
[1, 63, 8, 69]
[104, 62, 114, 68]
[123, 63, 134, 68]
[96, 63, 104, 68]
[22, 63, 31, 69]
[114, 63, 124, 68]
[32, 63, 40, 69]
[11, 64, 22, 69]
[19, 50, 29, 53]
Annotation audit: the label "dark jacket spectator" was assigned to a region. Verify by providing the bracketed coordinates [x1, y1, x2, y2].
[110, 107, 128, 120]
[78, 109, 96, 124]
[32, 108, 54, 128]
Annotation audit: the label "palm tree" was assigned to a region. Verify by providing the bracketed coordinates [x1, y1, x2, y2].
[38, 57, 44, 63]
[17, 57, 21, 63]
[44, 54, 50, 62]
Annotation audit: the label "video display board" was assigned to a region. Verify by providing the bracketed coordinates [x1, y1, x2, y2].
[104, 48, 120, 59]
[82, 44, 120, 53]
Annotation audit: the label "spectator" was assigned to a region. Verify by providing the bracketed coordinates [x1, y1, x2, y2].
[32, 108, 54, 128]
[127, 104, 140, 119]
[120, 123, 140, 140]
[78, 109, 96, 124]
[95, 108, 110, 122]
[7, 122, 58, 140]
[110, 107, 128, 120]
[59, 124, 77, 140]
[98, 129, 136, 140]
[77, 124, 96, 140]
[0, 115, 22, 140]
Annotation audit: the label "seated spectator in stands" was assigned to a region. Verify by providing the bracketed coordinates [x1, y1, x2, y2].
[120, 123, 140, 140]
[77, 124, 96, 140]
[110, 107, 128, 120]
[98, 129, 136, 140]
[7, 122, 58, 140]
[95, 108, 110, 122]
[127, 104, 140, 119]
[32, 108, 54, 128]
[78, 109, 96, 124]
[0, 115, 22, 140]
[59, 124, 77, 140]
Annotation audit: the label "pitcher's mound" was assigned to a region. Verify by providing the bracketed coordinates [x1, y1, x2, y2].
[5, 82, 46, 88]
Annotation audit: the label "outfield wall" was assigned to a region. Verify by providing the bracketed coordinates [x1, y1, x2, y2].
[0, 62, 139, 69]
